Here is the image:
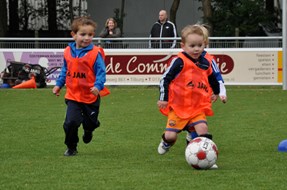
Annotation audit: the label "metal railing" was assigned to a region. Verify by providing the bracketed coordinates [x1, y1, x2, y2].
[0, 36, 282, 49]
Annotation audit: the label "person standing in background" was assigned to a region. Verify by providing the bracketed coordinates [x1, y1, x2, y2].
[149, 10, 177, 48]
[99, 18, 122, 48]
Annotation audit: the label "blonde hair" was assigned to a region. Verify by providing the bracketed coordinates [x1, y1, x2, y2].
[194, 24, 210, 46]
[71, 16, 97, 33]
[105, 18, 117, 28]
[181, 25, 205, 44]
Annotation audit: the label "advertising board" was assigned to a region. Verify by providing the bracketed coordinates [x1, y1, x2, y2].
[0, 48, 282, 86]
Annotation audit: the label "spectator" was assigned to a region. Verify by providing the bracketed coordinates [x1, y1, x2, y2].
[149, 10, 177, 48]
[99, 18, 122, 48]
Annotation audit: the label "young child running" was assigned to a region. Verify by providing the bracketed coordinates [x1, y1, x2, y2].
[53, 16, 106, 156]
[157, 24, 219, 163]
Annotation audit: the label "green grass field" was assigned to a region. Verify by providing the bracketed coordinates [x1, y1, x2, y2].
[1, 86, 287, 190]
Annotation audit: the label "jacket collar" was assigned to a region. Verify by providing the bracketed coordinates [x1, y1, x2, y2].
[68, 42, 94, 58]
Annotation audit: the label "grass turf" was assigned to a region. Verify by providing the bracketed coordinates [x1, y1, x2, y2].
[0, 86, 287, 190]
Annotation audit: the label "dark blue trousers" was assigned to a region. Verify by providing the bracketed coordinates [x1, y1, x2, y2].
[63, 97, 100, 149]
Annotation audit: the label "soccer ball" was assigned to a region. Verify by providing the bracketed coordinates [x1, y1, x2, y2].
[185, 137, 218, 169]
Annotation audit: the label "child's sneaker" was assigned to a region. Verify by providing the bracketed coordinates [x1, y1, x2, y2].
[64, 148, 78, 156]
[186, 132, 192, 145]
[210, 164, 218, 169]
[158, 140, 171, 155]
[83, 131, 93, 144]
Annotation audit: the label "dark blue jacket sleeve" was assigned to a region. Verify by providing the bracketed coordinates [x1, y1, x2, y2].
[202, 50, 224, 83]
[211, 59, 224, 83]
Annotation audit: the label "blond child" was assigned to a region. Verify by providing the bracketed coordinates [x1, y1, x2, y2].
[157, 25, 219, 168]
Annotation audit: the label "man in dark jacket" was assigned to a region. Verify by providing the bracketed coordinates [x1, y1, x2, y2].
[149, 10, 177, 48]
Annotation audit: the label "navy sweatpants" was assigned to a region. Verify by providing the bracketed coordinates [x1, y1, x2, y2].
[63, 97, 100, 149]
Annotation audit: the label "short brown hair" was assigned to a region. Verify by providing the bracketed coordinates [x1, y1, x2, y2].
[71, 16, 97, 33]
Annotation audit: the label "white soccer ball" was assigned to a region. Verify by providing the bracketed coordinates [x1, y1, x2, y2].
[185, 137, 218, 169]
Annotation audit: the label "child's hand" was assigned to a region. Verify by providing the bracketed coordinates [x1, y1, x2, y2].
[219, 82, 227, 103]
[90, 87, 100, 96]
[157, 100, 168, 109]
[52, 86, 61, 96]
[211, 94, 218, 103]
[220, 95, 227, 103]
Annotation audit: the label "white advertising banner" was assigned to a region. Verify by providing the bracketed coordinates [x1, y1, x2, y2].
[0, 48, 283, 86]
[209, 49, 282, 85]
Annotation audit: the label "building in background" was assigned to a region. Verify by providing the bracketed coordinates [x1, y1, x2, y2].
[87, 0, 202, 37]
[3, 0, 283, 38]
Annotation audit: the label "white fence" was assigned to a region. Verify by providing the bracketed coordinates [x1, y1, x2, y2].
[0, 36, 282, 49]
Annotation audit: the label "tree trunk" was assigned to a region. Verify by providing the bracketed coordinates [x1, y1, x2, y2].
[79, 0, 82, 16]
[69, 0, 74, 24]
[23, 0, 28, 31]
[201, 0, 213, 36]
[276, 0, 282, 25]
[120, 0, 125, 35]
[266, 0, 274, 13]
[170, 0, 180, 27]
[9, 0, 19, 32]
[0, 0, 7, 37]
[48, 0, 57, 32]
